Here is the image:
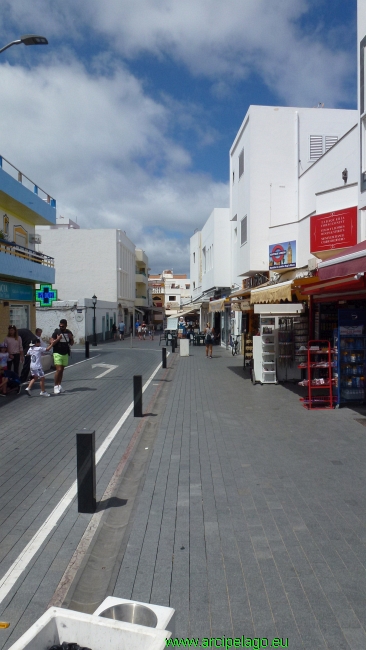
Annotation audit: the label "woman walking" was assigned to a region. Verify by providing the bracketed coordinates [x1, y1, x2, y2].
[5, 325, 24, 375]
[204, 323, 214, 358]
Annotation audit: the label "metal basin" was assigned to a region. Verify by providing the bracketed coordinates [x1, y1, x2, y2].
[99, 603, 158, 628]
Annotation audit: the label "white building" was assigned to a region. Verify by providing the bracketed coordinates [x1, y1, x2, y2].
[230, 105, 358, 281]
[35, 224, 138, 341]
[189, 208, 231, 338]
[148, 270, 191, 326]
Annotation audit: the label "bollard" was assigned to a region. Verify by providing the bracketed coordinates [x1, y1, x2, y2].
[130, 332, 132, 348]
[162, 346, 167, 369]
[85, 340, 90, 359]
[172, 338, 176, 353]
[133, 375, 143, 417]
[76, 430, 96, 513]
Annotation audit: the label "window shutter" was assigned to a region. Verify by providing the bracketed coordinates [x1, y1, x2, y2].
[239, 149, 244, 178]
[309, 135, 323, 161]
[325, 135, 338, 152]
[241, 216, 247, 245]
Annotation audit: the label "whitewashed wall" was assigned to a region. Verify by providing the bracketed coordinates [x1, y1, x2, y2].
[36, 298, 117, 344]
[230, 105, 358, 278]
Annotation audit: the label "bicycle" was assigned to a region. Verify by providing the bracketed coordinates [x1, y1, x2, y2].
[230, 334, 240, 356]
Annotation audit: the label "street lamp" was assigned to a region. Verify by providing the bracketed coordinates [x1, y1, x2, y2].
[92, 295, 97, 346]
[0, 34, 48, 56]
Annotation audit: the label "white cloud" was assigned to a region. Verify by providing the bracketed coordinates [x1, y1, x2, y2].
[0, 58, 227, 272]
[0, 0, 355, 107]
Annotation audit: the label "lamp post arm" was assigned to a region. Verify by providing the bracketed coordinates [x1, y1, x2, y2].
[0, 40, 21, 55]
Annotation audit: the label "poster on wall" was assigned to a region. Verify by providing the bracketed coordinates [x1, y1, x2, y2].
[310, 207, 357, 253]
[269, 241, 296, 269]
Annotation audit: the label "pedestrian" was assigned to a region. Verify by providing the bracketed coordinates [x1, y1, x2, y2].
[0, 342, 11, 396]
[204, 323, 215, 358]
[35, 328, 47, 348]
[142, 322, 147, 340]
[118, 320, 125, 340]
[135, 319, 140, 338]
[5, 325, 24, 375]
[18, 329, 38, 383]
[49, 318, 74, 394]
[111, 322, 117, 340]
[25, 338, 53, 397]
[138, 323, 142, 340]
[149, 324, 154, 340]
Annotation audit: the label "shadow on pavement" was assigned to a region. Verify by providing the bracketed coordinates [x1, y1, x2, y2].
[98, 497, 128, 511]
[62, 387, 98, 392]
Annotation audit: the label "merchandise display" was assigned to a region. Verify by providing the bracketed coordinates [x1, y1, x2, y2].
[299, 340, 336, 409]
[335, 309, 366, 404]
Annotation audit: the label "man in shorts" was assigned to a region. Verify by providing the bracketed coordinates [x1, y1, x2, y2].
[118, 320, 125, 340]
[50, 319, 74, 394]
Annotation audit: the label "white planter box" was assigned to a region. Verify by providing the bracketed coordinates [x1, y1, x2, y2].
[93, 597, 175, 636]
[7, 607, 171, 650]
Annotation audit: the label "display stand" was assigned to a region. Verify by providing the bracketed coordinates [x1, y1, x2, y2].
[260, 317, 277, 384]
[299, 340, 335, 409]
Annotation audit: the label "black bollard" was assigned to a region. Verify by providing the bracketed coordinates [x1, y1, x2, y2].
[172, 338, 176, 353]
[76, 430, 96, 513]
[133, 375, 143, 417]
[85, 340, 90, 358]
[162, 346, 167, 368]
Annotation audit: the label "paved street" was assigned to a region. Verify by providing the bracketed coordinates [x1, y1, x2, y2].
[1, 340, 366, 649]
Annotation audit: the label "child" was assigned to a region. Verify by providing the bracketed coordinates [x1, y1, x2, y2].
[25, 338, 53, 397]
[0, 342, 12, 396]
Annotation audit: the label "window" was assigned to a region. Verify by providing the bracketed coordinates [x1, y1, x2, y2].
[202, 246, 206, 273]
[193, 281, 196, 289]
[232, 171, 235, 183]
[239, 149, 244, 178]
[10, 305, 29, 329]
[240, 216, 247, 246]
[234, 227, 237, 243]
[169, 295, 176, 301]
[14, 225, 28, 248]
[309, 135, 338, 161]
[193, 252, 195, 263]
[3, 214, 9, 237]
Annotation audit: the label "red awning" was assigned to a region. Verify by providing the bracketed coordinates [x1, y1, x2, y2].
[318, 241, 366, 281]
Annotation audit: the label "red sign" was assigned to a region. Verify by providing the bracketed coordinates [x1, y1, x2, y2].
[310, 207, 357, 253]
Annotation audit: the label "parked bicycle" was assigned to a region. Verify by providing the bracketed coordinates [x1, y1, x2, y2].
[230, 334, 241, 356]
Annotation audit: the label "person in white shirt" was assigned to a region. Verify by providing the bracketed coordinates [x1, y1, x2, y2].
[25, 338, 53, 397]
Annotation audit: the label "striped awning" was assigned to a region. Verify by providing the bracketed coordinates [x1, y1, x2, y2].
[208, 298, 229, 313]
[250, 280, 293, 304]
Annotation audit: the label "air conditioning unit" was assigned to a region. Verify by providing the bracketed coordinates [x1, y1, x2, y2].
[29, 234, 42, 244]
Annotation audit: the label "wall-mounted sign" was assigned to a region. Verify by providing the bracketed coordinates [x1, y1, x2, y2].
[310, 207, 357, 253]
[269, 241, 296, 269]
[35, 284, 58, 307]
[0, 281, 33, 302]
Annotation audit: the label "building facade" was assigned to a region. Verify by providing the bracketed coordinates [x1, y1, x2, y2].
[35, 225, 138, 339]
[148, 270, 191, 327]
[0, 155, 56, 342]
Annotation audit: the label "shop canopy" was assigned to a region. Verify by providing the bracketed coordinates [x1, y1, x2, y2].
[250, 280, 293, 304]
[317, 241, 366, 281]
[208, 298, 230, 312]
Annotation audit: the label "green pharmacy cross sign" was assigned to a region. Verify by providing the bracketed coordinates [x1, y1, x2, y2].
[35, 284, 58, 307]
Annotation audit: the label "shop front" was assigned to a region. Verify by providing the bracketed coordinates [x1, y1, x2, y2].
[0, 280, 35, 341]
[298, 242, 366, 407]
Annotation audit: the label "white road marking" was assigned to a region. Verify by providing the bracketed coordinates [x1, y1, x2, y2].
[92, 363, 118, 379]
[0, 358, 164, 604]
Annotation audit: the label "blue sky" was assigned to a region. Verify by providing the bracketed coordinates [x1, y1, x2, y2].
[0, 0, 357, 273]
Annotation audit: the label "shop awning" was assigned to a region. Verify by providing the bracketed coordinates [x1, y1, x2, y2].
[318, 241, 366, 281]
[208, 298, 230, 312]
[250, 280, 293, 304]
[232, 300, 251, 311]
[229, 288, 251, 299]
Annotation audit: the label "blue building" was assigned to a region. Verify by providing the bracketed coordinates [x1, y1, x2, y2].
[0, 155, 56, 340]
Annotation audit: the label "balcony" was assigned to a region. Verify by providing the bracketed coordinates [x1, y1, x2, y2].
[0, 156, 56, 226]
[136, 272, 148, 284]
[135, 295, 148, 307]
[0, 238, 55, 284]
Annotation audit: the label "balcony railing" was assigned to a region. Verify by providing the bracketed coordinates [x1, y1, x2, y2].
[135, 268, 146, 276]
[0, 238, 54, 267]
[0, 155, 56, 207]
